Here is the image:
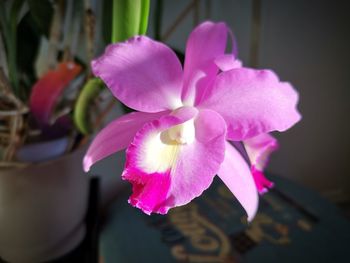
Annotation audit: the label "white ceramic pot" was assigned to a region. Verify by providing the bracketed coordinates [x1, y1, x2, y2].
[0, 144, 89, 263]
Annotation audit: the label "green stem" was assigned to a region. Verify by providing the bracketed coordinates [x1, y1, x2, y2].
[111, 0, 141, 43]
[139, 0, 150, 35]
[74, 78, 105, 135]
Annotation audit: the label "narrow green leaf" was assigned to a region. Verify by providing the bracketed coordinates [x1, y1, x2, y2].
[139, 0, 150, 35]
[74, 78, 105, 135]
[0, 2, 10, 76]
[10, 0, 26, 29]
[0, 2, 10, 41]
[111, 0, 141, 43]
[6, 0, 25, 97]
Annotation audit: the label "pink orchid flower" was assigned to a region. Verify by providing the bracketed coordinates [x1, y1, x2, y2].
[83, 21, 301, 221]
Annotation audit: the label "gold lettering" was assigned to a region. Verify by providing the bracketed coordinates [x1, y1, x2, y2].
[244, 213, 291, 245]
[170, 211, 190, 224]
[171, 245, 189, 261]
[169, 203, 232, 259]
[193, 215, 231, 257]
[262, 195, 284, 211]
[191, 235, 219, 251]
[171, 245, 229, 263]
[175, 222, 206, 236]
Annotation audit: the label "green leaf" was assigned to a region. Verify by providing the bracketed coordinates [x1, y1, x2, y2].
[139, 0, 150, 35]
[28, 0, 53, 37]
[112, 0, 140, 43]
[1, 0, 26, 97]
[111, 0, 150, 43]
[10, 0, 26, 31]
[17, 14, 40, 99]
[74, 78, 105, 135]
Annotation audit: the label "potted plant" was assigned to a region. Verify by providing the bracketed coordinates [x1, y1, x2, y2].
[0, 0, 150, 262]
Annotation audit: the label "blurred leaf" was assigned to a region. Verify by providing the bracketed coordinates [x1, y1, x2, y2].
[111, 0, 150, 43]
[6, 0, 24, 97]
[17, 13, 40, 98]
[103, 0, 150, 44]
[10, 0, 26, 32]
[74, 78, 105, 135]
[0, 24, 9, 77]
[139, 0, 150, 35]
[0, 2, 10, 41]
[28, 0, 53, 37]
[112, 0, 140, 43]
[29, 62, 82, 129]
[102, 0, 113, 44]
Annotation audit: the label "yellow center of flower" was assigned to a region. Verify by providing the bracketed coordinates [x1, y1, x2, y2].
[138, 119, 195, 173]
[166, 119, 195, 145]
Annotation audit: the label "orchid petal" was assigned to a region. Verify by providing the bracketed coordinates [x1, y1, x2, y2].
[168, 109, 226, 208]
[122, 116, 187, 214]
[251, 167, 275, 194]
[122, 108, 226, 214]
[122, 106, 198, 214]
[218, 142, 259, 222]
[244, 133, 278, 194]
[83, 110, 169, 172]
[182, 21, 228, 105]
[214, 54, 242, 71]
[92, 36, 183, 112]
[199, 68, 301, 140]
[244, 133, 278, 171]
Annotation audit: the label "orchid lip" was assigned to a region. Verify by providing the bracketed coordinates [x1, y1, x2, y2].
[139, 116, 196, 174]
[134, 107, 198, 175]
[139, 132, 180, 173]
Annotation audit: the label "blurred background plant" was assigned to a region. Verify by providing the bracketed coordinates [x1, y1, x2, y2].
[0, 0, 150, 167]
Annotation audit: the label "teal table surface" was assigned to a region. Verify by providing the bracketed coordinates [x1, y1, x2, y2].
[100, 174, 350, 263]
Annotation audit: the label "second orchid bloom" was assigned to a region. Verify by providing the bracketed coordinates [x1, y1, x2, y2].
[83, 21, 301, 221]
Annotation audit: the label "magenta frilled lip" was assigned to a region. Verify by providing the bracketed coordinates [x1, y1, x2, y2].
[83, 21, 301, 221]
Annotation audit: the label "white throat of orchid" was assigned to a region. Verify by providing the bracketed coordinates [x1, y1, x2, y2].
[167, 119, 195, 144]
[138, 119, 195, 173]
